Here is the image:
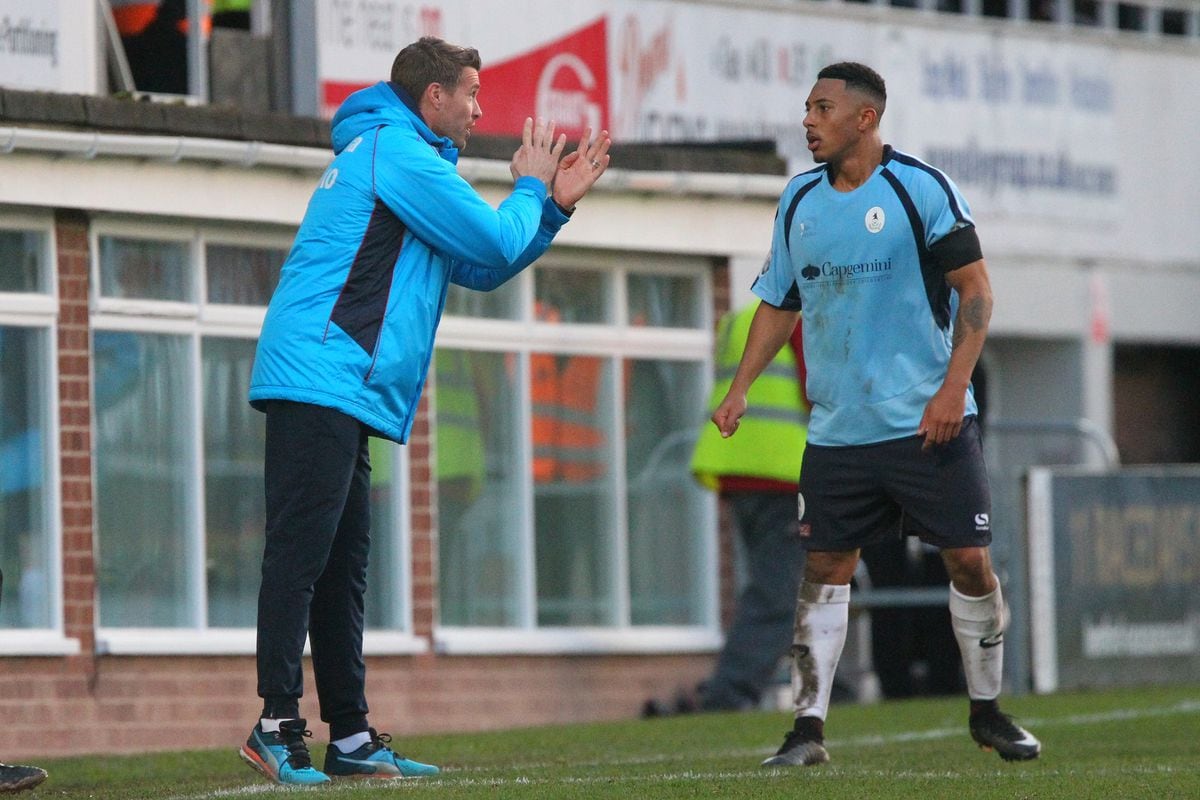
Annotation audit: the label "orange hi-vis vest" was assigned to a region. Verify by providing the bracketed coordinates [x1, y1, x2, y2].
[530, 302, 607, 483]
[111, 0, 211, 37]
[530, 356, 558, 483]
[531, 303, 561, 483]
[555, 357, 606, 482]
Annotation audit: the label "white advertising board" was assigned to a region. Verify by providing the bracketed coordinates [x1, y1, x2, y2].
[1027, 466, 1200, 694]
[0, 0, 99, 94]
[308, 1, 1198, 260]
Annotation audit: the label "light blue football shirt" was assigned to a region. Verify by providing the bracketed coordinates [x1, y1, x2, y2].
[753, 146, 980, 446]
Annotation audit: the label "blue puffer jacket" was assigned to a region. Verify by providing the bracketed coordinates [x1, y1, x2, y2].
[249, 82, 569, 442]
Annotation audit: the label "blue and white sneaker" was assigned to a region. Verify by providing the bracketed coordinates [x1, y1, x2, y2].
[323, 728, 440, 778]
[239, 719, 331, 785]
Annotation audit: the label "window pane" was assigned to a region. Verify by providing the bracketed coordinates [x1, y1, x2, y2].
[535, 269, 611, 324]
[203, 337, 263, 627]
[0, 326, 51, 628]
[444, 281, 521, 320]
[1117, 3, 1145, 30]
[533, 353, 616, 625]
[981, 0, 1008, 17]
[94, 331, 193, 626]
[366, 437, 405, 629]
[206, 244, 285, 305]
[625, 359, 710, 625]
[438, 348, 524, 625]
[0, 230, 46, 293]
[1074, 0, 1102, 25]
[1031, 0, 1057, 22]
[99, 237, 192, 301]
[627, 273, 704, 328]
[1162, 9, 1187, 34]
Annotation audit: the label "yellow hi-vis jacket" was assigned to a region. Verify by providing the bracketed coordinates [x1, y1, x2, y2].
[434, 349, 486, 495]
[690, 302, 809, 490]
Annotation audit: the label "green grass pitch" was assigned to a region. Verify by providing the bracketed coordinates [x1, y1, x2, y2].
[30, 683, 1200, 798]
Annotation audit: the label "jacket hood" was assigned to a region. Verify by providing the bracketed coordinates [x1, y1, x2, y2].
[329, 81, 459, 162]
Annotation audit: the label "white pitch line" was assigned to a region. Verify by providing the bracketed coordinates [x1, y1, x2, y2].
[170, 761, 1200, 799]
[834, 698, 1200, 750]
[167, 700, 1200, 800]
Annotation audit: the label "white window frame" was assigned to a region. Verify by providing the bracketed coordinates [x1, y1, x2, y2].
[91, 217, 423, 656]
[434, 249, 721, 655]
[0, 209, 77, 655]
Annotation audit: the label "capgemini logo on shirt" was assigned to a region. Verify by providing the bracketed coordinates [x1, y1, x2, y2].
[801, 258, 893, 283]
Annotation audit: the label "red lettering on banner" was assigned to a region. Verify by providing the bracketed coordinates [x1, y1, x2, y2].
[418, 6, 442, 37]
[615, 15, 676, 137]
[473, 18, 609, 139]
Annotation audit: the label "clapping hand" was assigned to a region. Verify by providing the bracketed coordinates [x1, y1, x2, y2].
[551, 127, 612, 212]
[510, 117, 567, 187]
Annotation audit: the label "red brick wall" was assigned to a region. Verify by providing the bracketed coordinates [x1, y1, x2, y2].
[54, 210, 97, 657]
[1, 651, 713, 759]
[409, 391, 437, 640]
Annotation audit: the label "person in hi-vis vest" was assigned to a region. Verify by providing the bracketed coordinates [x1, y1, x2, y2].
[646, 300, 809, 714]
[530, 300, 610, 625]
[110, 0, 197, 94]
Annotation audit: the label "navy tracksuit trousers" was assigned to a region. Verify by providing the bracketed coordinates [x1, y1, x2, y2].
[256, 401, 373, 739]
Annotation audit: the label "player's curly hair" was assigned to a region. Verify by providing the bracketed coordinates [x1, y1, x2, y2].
[817, 62, 887, 118]
[390, 37, 482, 100]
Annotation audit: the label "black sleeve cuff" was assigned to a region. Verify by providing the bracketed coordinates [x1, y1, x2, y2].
[929, 225, 983, 273]
[750, 278, 803, 311]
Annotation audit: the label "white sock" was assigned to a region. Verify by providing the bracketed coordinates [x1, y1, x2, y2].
[259, 718, 293, 733]
[332, 731, 372, 754]
[949, 580, 1008, 700]
[790, 581, 850, 720]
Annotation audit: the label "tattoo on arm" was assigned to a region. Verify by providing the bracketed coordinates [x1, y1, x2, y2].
[952, 294, 991, 351]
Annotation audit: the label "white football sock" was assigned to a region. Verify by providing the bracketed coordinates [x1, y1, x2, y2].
[259, 718, 294, 733]
[790, 581, 850, 720]
[949, 580, 1008, 701]
[332, 731, 372, 753]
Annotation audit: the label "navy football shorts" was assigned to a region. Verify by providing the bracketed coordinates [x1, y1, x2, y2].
[797, 415, 992, 551]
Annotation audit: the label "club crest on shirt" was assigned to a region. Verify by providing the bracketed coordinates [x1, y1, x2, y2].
[865, 206, 885, 233]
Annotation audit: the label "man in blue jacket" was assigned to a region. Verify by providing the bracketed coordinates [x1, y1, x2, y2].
[240, 36, 611, 786]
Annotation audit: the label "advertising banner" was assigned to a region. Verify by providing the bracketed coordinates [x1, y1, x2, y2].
[305, 1, 1200, 262]
[311, 1, 1119, 218]
[1027, 466, 1200, 693]
[0, 0, 98, 94]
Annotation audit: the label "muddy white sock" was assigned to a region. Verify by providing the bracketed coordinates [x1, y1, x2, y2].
[949, 580, 1008, 700]
[791, 581, 850, 720]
